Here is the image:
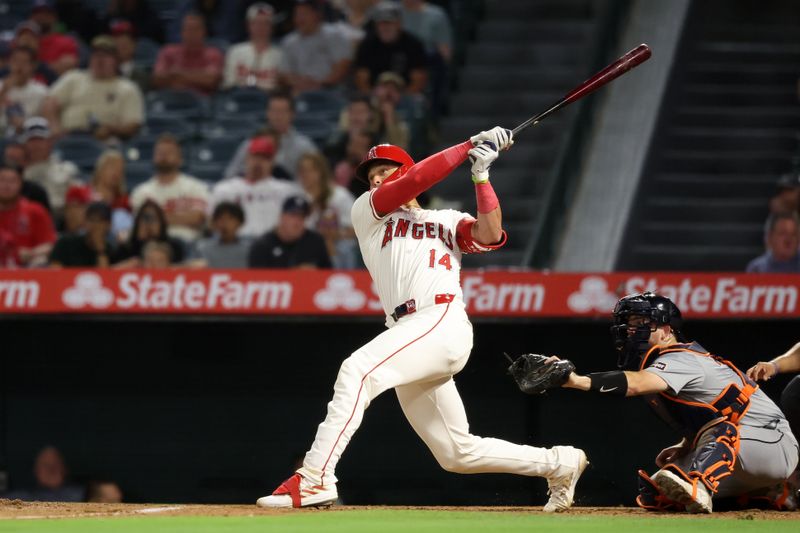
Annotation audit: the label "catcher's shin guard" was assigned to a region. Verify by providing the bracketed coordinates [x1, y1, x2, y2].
[666, 420, 740, 494]
[636, 469, 685, 511]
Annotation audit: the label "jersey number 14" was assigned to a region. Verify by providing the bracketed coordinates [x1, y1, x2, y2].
[428, 249, 452, 271]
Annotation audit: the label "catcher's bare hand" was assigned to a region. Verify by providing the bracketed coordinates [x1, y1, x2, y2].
[746, 361, 777, 382]
[507, 353, 575, 395]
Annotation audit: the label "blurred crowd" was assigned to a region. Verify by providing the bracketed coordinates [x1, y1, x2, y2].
[747, 172, 800, 273]
[0, 0, 456, 270]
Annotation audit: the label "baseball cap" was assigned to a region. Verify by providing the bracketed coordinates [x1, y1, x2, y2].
[30, 0, 55, 12]
[91, 35, 118, 55]
[65, 185, 92, 205]
[248, 136, 276, 158]
[247, 2, 275, 20]
[85, 201, 113, 221]
[109, 19, 134, 36]
[777, 172, 800, 190]
[373, 1, 402, 22]
[282, 195, 311, 216]
[376, 71, 405, 89]
[21, 116, 50, 141]
[15, 21, 41, 37]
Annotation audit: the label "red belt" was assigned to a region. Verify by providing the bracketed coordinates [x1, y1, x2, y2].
[391, 294, 454, 321]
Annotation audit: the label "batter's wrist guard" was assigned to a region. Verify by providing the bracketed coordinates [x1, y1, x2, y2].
[471, 173, 489, 184]
[588, 371, 628, 396]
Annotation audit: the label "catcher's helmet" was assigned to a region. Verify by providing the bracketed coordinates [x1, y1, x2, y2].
[354, 144, 415, 183]
[611, 292, 683, 369]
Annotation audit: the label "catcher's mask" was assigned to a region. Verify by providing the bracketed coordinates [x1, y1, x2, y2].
[354, 144, 415, 184]
[611, 292, 683, 370]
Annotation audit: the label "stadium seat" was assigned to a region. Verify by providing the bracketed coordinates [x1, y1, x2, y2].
[54, 135, 104, 171]
[213, 87, 269, 118]
[293, 116, 334, 146]
[147, 89, 210, 122]
[133, 38, 160, 69]
[189, 137, 244, 167]
[295, 90, 346, 121]
[187, 162, 226, 185]
[125, 160, 153, 190]
[140, 113, 195, 140]
[200, 116, 261, 140]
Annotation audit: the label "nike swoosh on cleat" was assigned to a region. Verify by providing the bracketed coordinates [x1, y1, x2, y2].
[599, 386, 618, 392]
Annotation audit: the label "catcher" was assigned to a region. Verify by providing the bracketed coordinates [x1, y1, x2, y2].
[509, 292, 798, 513]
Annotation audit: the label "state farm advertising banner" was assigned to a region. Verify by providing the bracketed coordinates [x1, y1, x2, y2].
[0, 270, 798, 318]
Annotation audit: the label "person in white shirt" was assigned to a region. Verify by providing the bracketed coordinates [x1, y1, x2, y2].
[223, 3, 283, 91]
[130, 134, 209, 243]
[211, 135, 301, 238]
[21, 117, 80, 216]
[0, 46, 47, 138]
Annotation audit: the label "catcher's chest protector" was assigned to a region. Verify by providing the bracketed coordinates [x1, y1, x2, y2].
[640, 343, 758, 436]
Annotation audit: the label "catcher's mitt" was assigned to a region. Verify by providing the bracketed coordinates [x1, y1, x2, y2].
[506, 353, 575, 395]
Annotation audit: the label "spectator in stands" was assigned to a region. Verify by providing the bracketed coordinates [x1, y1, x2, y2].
[400, 0, 452, 63]
[172, 0, 242, 44]
[296, 152, 356, 268]
[86, 480, 123, 503]
[372, 71, 411, 145]
[0, 164, 55, 267]
[130, 134, 209, 243]
[50, 201, 113, 267]
[279, 0, 352, 94]
[89, 150, 133, 243]
[224, 91, 317, 180]
[333, 128, 375, 195]
[43, 35, 145, 141]
[101, 0, 166, 44]
[189, 201, 251, 268]
[248, 195, 331, 268]
[325, 92, 408, 163]
[211, 136, 300, 238]
[0, 46, 48, 139]
[62, 184, 90, 235]
[21, 117, 80, 219]
[152, 12, 224, 96]
[746, 212, 800, 273]
[5, 22, 58, 86]
[770, 172, 800, 215]
[142, 239, 173, 268]
[353, 1, 428, 94]
[28, 0, 79, 76]
[223, 3, 283, 91]
[4, 141, 53, 214]
[112, 200, 185, 266]
[5, 446, 84, 502]
[331, 0, 379, 46]
[110, 19, 149, 92]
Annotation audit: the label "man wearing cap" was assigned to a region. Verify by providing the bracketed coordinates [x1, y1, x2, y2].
[372, 72, 411, 146]
[0, 163, 56, 267]
[0, 45, 47, 137]
[223, 3, 283, 91]
[211, 134, 302, 238]
[152, 12, 224, 96]
[770, 172, 800, 216]
[49, 201, 114, 267]
[21, 117, 81, 218]
[130, 133, 209, 243]
[279, 0, 352, 93]
[248, 194, 331, 268]
[42, 35, 144, 141]
[28, 0, 79, 76]
[746, 211, 800, 273]
[354, 1, 428, 94]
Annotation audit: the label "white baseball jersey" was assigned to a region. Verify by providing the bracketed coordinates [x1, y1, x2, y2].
[351, 190, 469, 321]
[210, 176, 301, 238]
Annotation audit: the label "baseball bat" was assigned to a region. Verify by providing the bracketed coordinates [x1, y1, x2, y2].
[511, 43, 652, 135]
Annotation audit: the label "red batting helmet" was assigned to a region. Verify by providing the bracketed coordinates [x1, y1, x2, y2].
[354, 144, 415, 183]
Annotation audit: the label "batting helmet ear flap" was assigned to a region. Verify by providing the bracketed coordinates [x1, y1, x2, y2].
[354, 144, 415, 183]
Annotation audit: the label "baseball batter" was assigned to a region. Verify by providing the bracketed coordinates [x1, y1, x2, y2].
[747, 342, 800, 453]
[557, 292, 798, 513]
[257, 128, 587, 511]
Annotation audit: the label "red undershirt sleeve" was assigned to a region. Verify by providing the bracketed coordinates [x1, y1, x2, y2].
[371, 141, 472, 215]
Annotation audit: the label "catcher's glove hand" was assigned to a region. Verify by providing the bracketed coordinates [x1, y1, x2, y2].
[506, 353, 575, 395]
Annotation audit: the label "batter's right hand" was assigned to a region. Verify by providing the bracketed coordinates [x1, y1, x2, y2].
[746, 361, 778, 382]
[470, 127, 514, 150]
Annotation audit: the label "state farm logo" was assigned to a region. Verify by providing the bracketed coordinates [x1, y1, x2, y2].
[314, 274, 366, 311]
[62, 272, 114, 309]
[567, 276, 618, 313]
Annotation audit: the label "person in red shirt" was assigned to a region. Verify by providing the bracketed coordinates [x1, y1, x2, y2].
[152, 12, 224, 95]
[28, 0, 79, 76]
[0, 164, 56, 268]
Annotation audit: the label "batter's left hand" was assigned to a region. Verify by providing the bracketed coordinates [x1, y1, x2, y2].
[469, 142, 498, 183]
[470, 127, 514, 150]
